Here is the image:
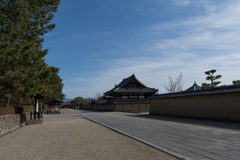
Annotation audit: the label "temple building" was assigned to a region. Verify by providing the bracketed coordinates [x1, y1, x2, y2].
[102, 74, 158, 112]
[185, 82, 202, 91]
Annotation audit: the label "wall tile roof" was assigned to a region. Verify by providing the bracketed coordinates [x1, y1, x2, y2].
[114, 88, 158, 93]
[149, 84, 240, 99]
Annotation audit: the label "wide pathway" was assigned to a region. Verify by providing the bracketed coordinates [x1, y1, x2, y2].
[0, 109, 177, 160]
[71, 109, 240, 160]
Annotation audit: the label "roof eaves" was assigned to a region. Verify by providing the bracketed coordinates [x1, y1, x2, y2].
[149, 85, 240, 99]
[104, 76, 133, 95]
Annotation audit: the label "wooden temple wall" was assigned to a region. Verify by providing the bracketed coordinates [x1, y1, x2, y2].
[80, 103, 150, 112]
[80, 104, 115, 111]
[115, 103, 150, 112]
[149, 93, 240, 122]
[93, 104, 115, 111]
[81, 105, 93, 110]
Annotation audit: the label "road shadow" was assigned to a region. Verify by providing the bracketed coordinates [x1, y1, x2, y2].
[126, 114, 240, 131]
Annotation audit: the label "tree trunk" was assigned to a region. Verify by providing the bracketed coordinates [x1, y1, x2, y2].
[17, 98, 20, 107]
[7, 93, 10, 107]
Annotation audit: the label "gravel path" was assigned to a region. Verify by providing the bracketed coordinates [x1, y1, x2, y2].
[0, 109, 178, 160]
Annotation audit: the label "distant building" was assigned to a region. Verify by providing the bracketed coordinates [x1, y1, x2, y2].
[185, 82, 202, 91]
[61, 102, 71, 108]
[101, 74, 158, 112]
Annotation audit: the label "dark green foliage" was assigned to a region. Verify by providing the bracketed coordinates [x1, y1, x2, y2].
[0, 0, 64, 106]
[201, 83, 210, 89]
[233, 80, 240, 85]
[202, 69, 222, 89]
[71, 97, 85, 105]
[39, 66, 65, 100]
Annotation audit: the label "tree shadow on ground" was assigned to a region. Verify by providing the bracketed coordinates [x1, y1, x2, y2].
[126, 113, 240, 131]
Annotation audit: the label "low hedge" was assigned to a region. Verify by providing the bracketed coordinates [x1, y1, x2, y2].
[45, 106, 56, 109]
[18, 105, 35, 113]
[0, 105, 35, 116]
[0, 107, 15, 116]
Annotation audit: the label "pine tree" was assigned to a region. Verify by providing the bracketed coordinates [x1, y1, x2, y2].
[39, 66, 65, 100]
[71, 97, 85, 105]
[232, 80, 240, 85]
[202, 69, 222, 89]
[0, 0, 61, 106]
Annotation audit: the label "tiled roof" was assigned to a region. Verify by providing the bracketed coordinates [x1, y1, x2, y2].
[149, 85, 240, 99]
[185, 82, 202, 91]
[34, 93, 46, 99]
[45, 96, 63, 104]
[104, 74, 158, 96]
[114, 87, 158, 93]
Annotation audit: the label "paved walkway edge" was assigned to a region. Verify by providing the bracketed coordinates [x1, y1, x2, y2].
[82, 115, 193, 160]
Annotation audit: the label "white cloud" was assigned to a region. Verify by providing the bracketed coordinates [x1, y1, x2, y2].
[150, 1, 240, 55]
[64, 0, 240, 98]
[65, 50, 240, 98]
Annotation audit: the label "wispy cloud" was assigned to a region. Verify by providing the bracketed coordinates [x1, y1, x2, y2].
[172, 0, 191, 6]
[63, 0, 240, 98]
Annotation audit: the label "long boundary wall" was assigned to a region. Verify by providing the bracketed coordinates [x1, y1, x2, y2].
[93, 104, 115, 111]
[80, 104, 114, 111]
[80, 103, 150, 112]
[0, 113, 30, 136]
[149, 93, 240, 121]
[80, 105, 93, 110]
[115, 103, 149, 112]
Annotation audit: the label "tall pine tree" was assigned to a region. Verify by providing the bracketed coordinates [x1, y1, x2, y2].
[0, 0, 62, 106]
[38, 65, 65, 100]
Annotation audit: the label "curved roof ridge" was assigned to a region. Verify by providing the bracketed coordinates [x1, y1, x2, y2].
[185, 82, 202, 91]
[104, 74, 158, 95]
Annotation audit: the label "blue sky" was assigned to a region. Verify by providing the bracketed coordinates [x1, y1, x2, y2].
[43, 0, 240, 99]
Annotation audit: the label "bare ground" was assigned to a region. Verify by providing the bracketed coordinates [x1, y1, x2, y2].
[0, 109, 178, 160]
